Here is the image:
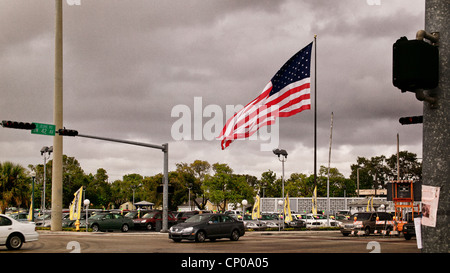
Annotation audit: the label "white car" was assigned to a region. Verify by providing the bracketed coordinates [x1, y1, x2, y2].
[0, 214, 39, 250]
[300, 214, 339, 227]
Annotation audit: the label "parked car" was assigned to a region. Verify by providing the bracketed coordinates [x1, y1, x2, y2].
[124, 210, 152, 220]
[298, 214, 339, 227]
[169, 213, 245, 242]
[0, 214, 39, 250]
[34, 213, 53, 227]
[7, 212, 30, 222]
[134, 210, 177, 231]
[259, 214, 282, 228]
[175, 211, 208, 223]
[87, 212, 134, 232]
[340, 212, 394, 236]
[287, 215, 306, 228]
[62, 211, 96, 228]
[242, 214, 267, 230]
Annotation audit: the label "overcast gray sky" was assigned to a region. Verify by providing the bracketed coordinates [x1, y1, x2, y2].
[1, 0, 425, 181]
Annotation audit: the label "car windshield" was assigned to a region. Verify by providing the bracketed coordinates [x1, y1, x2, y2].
[124, 212, 136, 218]
[89, 214, 106, 220]
[353, 213, 371, 220]
[260, 215, 275, 220]
[142, 211, 158, 219]
[185, 214, 210, 223]
[36, 214, 51, 220]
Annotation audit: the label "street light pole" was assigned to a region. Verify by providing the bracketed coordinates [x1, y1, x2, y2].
[273, 148, 288, 230]
[31, 171, 36, 222]
[40, 146, 52, 227]
[272, 149, 288, 199]
[187, 183, 192, 211]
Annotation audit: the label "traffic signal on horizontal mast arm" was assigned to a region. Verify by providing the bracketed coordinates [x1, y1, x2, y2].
[1, 120, 36, 130]
[58, 128, 78, 136]
[399, 115, 423, 125]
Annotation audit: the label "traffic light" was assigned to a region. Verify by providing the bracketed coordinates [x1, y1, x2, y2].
[58, 128, 78, 136]
[399, 115, 423, 125]
[1, 120, 36, 130]
[393, 36, 439, 92]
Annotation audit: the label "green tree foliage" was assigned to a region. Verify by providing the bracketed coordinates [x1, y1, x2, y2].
[4, 150, 422, 212]
[203, 163, 254, 211]
[0, 161, 31, 213]
[350, 151, 422, 192]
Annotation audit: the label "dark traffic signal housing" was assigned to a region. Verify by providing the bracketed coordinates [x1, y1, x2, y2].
[399, 115, 423, 125]
[58, 128, 78, 136]
[1, 120, 36, 130]
[393, 36, 439, 93]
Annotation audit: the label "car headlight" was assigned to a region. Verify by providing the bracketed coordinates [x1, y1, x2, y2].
[141, 220, 147, 223]
[182, 227, 193, 233]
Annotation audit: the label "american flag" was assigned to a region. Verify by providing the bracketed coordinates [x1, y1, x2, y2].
[218, 42, 313, 150]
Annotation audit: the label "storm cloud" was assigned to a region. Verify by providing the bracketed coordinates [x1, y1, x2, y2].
[0, 0, 424, 181]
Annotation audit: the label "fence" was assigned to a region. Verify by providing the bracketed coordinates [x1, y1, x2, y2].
[260, 197, 397, 214]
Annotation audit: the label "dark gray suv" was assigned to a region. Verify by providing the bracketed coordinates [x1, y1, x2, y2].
[340, 212, 393, 236]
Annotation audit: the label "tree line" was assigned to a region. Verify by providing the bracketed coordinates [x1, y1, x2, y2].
[0, 151, 421, 213]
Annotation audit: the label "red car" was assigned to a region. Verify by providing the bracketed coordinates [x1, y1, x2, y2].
[133, 210, 177, 231]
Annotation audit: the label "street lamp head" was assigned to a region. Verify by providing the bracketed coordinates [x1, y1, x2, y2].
[31, 171, 36, 178]
[40, 146, 49, 156]
[40, 146, 53, 156]
[83, 199, 90, 206]
[272, 148, 288, 158]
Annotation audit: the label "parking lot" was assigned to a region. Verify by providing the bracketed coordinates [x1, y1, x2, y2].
[4, 229, 420, 254]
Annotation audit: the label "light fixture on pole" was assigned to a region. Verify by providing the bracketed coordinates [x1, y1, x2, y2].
[187, 183, 193, 211]
[30, 171, 36, 222]
[277, 199, 283, 231]
[241, 199, 248, 217]
[272, 148, 288, 199]
[40, 146, 52, 226]
[83, 199, 90, 232]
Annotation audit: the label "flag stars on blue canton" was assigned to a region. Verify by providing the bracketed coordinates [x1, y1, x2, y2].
[269, 42, 313, 96]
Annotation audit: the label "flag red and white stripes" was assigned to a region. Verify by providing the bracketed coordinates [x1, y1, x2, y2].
[218, 42, 313, 150]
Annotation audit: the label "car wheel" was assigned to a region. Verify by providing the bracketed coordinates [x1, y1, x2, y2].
[230, 229, 240, 241]
[121, 224, 129, 232]
[6, 234, 23, 250]
[92, 224, 100, 232]
[195, 231, 206, 243]
[146, 223, 153, 231]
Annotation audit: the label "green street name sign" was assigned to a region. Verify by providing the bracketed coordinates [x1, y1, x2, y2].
[31, 122, 56, 136]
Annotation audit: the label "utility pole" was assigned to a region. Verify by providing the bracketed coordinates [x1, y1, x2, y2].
[51, 0, 63, 231]
[422, 0, 449, 253]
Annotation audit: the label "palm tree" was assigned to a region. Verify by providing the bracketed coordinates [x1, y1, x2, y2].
[0, 161, 30, 213]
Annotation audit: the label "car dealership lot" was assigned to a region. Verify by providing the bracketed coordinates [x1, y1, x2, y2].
[2, 230, 420, 253]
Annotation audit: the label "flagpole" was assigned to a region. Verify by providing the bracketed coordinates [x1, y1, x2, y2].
[313, 34, 317, 208]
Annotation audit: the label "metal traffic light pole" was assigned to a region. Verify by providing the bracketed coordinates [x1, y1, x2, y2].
[421, 0, 449, 253]
[61, 132, 170, 233]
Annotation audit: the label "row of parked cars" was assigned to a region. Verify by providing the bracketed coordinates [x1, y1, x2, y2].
[239, 212, 343, 230]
